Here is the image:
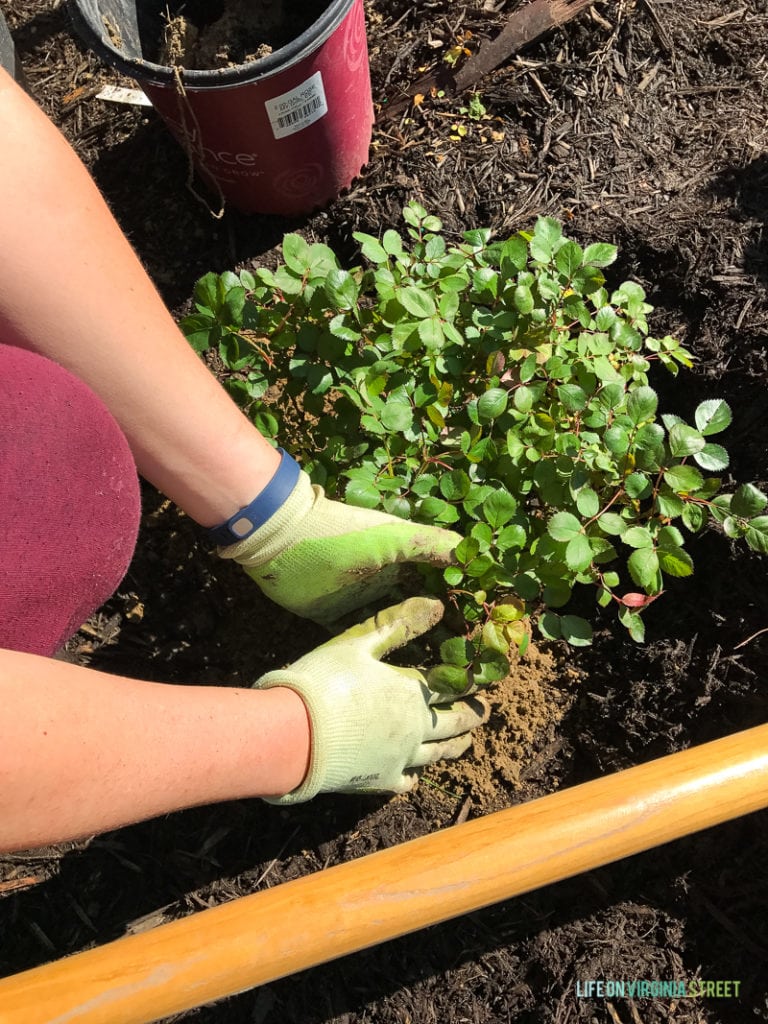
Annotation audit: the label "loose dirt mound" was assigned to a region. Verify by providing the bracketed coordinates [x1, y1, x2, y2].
[437, 645, 579, 814]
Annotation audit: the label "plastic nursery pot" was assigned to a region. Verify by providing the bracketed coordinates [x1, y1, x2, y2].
[69, 0, 373, 216]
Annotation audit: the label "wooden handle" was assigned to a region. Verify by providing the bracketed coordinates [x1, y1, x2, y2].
[4, 723, 768, 1024]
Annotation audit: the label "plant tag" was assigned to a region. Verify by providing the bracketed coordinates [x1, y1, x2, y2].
[95, 85, 152, 107]
[265, 72, 328, 140]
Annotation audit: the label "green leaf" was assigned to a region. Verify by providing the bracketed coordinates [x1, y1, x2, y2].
[619, 606, 646, 643]
[325, 269, 359, 308]
[181, 312, 217, 352]
[555, 241, 584, 278]
[682, 503, 705, 533]
[473, 649, 510, 685]
[694, 443, 729, 472]
[383, 495, 411, 519]
[443, 565, 464, 586]
[625, 473, 651, 499]
[656, 493, 685, 518]
[538, 611, 562, 641]
[604, 425, 629, 455]
[497, 523, 527, 551]
[440, 469, 472, 501]
[668, 423, 705, 457]
[481, 621, 510, 656]
[440, 636, 474, 666]
[635, 422, 665, 463]
[575, 487, 600, 518]
[560, 615, 593, 646]
[570, 266, 605, 296]
[557, 384, 588, 412]
[353, 231, 388, 264]
[627, 548, 660, 590]
[663, 465, 705, 493]
[548, 511, 582, 542]
[282, 233, 312, 274]
[403, 201, 428, 226]
[193, 272, 224, 314]
[514, 386, 534, 414]
[723, 516, 744, 539]
[418, 317, 445, 351]
[471, 523, 494, 549]
[381, 398, 414, 432]
[399, 286, 436, 319]
[427, 664, 471, 695]
[623, 526, 654, 548]
[582, 242, 618, 268]
[597, 512, 626, 536]
[530, 217, 563, 262]
[731, 483, 768, 518]
[345, 477, 381, 509]
[382, 229, 404, 255]
[483, 491, 518, 528]
[513, 285, 534, 314]
[626, 386, 658, 425]
[746, 516, 768, 553]
[465, 553, 495, 579]
[500, 236, 529, 273]
[533, 576, 568, 609]
[595, 306, 617, 331]
[695, 398, 732, 436]
[566, 533, 593, 572]
[477, 388, 509, 421]
[419, 497, 460, 524]
[455, 537, 480, 564]
[306, 243, 340, 276]
[658, 547, 694, 578]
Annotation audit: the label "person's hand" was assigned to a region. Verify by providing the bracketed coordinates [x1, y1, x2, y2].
[217, 468, 461, 629]
[254, 597, 488, 804]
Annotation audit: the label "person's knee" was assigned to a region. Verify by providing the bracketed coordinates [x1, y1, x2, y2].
[0, 344, 141, 655]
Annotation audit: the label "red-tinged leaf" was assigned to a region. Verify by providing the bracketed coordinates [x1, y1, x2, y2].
[619, 592, 661, 608]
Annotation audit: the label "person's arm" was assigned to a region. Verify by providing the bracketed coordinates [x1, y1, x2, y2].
[0, 599, 486, 851]
[0, 67, 279, 528]
[0, 68, 463, 630]
[0, 647, 310, 852]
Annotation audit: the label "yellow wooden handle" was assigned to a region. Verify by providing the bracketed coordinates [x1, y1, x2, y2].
[3, 723, 768, 1024]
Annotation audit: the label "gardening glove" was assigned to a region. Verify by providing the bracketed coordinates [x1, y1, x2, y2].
[213, 451, 461, 630]
[255, 596, 488, 804]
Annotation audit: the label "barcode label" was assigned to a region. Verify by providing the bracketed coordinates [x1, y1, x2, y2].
[265, 72, 328, 140]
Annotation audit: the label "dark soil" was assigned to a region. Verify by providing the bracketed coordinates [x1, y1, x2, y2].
[157, 0, 330, 69]
[2, 1, 768, 1022]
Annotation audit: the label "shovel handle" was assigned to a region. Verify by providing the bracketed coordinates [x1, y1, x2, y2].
[3, 723, 768, 1024]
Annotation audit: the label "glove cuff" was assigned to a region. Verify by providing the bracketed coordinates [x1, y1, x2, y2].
[255, 669, 367, 805]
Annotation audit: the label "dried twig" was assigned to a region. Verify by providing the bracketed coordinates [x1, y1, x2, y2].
[733, 626, 768, 651]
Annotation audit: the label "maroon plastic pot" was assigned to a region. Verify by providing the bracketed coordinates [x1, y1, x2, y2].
[70, 0, 373, 215]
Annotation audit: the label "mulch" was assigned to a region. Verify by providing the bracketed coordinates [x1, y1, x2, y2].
[1, 1, 768, 1022]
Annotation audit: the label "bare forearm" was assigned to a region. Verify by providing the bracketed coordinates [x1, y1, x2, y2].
[0, 649, 310, 852]
[0, 69, 279, 525]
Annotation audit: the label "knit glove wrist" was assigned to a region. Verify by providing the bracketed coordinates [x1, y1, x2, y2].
[254, 597, 488, 804]
[216, 470, 461, 629]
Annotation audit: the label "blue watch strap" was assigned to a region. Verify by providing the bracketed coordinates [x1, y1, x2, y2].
[207, 448, 301, 546]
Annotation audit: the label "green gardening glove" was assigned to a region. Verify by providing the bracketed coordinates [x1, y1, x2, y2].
[255, 596, 488, 804]
[216, 465, 461, 629]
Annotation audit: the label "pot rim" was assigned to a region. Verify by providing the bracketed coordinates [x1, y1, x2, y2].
[69, 0, 356, 89]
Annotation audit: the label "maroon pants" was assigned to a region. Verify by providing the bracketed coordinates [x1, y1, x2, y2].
[1, 344, 141, 655]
